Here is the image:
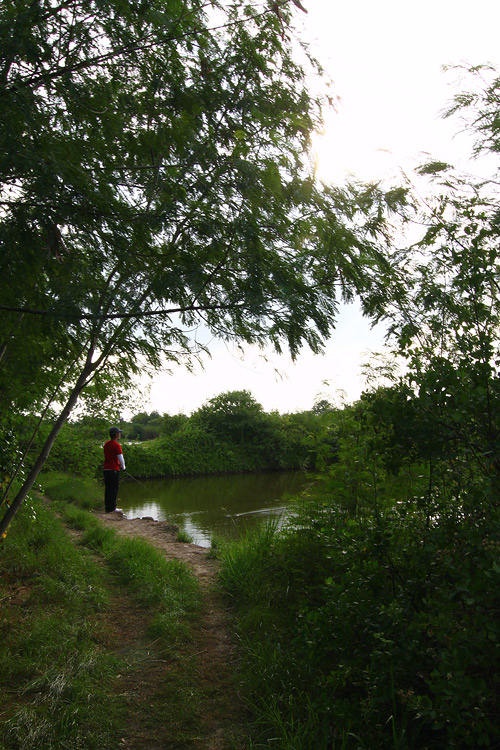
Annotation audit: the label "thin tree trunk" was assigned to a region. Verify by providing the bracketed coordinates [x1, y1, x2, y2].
[0, 361, 95, 539]
[1, 358, 79, 507]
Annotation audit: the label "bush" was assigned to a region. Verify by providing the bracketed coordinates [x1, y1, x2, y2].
[39, 424, 102, 478]
[220, 493, 500, 749]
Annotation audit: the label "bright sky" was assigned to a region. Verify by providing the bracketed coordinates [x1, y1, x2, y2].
[304, 0, 497, 182]
[143, 0, 500, 417]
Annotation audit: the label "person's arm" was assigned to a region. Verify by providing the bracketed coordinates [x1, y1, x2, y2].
[118, 453, 126, 471]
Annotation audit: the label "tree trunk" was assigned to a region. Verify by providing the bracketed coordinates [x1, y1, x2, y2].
[0, 362, 95, 539]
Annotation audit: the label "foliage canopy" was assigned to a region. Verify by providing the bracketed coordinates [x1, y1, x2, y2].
[0, 0, 397, 533]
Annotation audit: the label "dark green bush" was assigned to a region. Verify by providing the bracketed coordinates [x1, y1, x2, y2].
[220, 489, 500, 749]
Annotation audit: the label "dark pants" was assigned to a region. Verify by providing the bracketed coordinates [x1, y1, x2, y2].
[103, 470, 119, 512]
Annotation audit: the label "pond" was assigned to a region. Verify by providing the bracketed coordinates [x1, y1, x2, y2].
[117, 471, 312, 547]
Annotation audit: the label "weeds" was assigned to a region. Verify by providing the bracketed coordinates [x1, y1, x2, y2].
[176, 529, 194, 543]
[43, 471, 202, 618]
[107, 536, 201, 611]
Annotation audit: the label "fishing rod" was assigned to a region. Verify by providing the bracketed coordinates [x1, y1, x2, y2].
[123, 470, 151, 491]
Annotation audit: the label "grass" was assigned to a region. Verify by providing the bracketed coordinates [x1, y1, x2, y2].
[176, 528, 194, 543]
[38, 470, 102, 510]
[40, 470, 202, 622]
[218, 518, 378, 749]
[108, 535, 200, 610]
[0, 476, 205, 749]
[0, 497, 122, 750]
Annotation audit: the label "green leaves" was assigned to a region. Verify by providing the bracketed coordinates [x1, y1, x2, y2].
[0, 0, 403, 533]
[1, 0, 396, 413]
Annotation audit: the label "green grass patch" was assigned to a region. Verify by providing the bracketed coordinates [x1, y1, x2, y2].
[0, 497, 122, 750]
[80, 521, 117, 553]
[61, 503, 94, 530]
[107, 536, 201, 612]
[50, 477, 203, 622]
[39, 470, 102, 510]
[176, 528, 194, 543]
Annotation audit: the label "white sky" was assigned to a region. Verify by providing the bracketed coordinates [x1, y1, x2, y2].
[143, 0, 500, 417]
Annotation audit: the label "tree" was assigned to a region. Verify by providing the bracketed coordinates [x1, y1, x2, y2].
[312, 398, 333, 414]
[375, 65, 500, 511]
[160, 413, 188, 437]
[0, 0, 397, 536]
[192, 390, 268, 443]
[125, 410, 163, 440]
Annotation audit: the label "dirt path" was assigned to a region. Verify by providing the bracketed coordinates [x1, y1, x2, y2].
[93, 511, 217, 584]
[91, 510, 247, 749]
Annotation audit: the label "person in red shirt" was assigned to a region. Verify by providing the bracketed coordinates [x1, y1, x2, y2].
[103, 426, 126, 512]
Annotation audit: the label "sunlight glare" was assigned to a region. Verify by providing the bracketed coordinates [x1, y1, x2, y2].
[313, 123, 400, 185]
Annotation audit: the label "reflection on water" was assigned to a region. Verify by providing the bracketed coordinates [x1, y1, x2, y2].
[117, 471, 311, 547]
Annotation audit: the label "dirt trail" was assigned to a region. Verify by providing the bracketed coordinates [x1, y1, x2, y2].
[91, 510, 247, 749]
[93, 511, 217, 584]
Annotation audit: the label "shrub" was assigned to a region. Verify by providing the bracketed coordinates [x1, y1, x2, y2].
[220, 493, 500, 748]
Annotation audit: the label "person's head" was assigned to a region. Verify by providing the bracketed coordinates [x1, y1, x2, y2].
[109, 427, 122, 440]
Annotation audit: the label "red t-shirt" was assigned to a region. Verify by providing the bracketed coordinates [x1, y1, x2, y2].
[103, 439, 123, 471]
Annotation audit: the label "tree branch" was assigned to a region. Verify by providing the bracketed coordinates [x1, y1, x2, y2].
[0, 302, 243, 320]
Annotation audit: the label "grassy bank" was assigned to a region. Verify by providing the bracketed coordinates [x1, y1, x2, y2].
[0, 478, 202, 749]
[39, 470, 194, 543]
[0, 497, 119, 749]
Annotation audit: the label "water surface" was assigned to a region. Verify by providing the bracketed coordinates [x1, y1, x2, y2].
[117, 471, 311, 547]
